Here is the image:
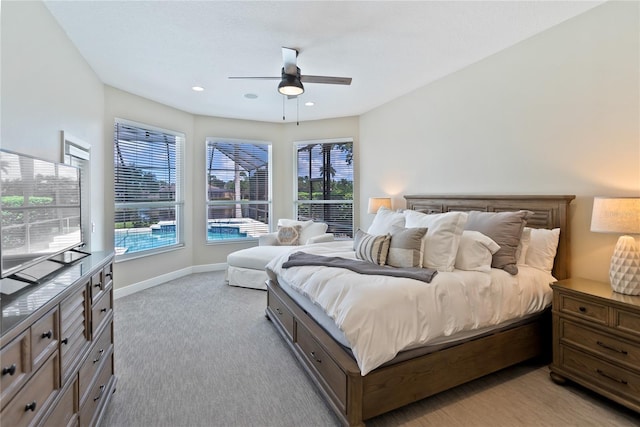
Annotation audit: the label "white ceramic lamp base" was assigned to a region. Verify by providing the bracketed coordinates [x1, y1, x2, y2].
[609, 235, 640, 295]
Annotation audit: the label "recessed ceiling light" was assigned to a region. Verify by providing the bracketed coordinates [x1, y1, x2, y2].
[244, 93, 258, 99]
[192, 86, 204, 92]
[304, 101, 315, 107]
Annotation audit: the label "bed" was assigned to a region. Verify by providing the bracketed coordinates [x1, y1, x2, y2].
[264, 194, 574, 426]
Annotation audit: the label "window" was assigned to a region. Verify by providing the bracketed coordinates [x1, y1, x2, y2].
[62, 131, 92, 250]
[295, 139, 354, 238]
[205, 138, 271, 242]
[113, 120, 184, 258]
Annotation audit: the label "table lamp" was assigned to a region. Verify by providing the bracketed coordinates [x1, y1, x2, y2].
[590, 197, 640, 295]
[367, 197, 391, 214]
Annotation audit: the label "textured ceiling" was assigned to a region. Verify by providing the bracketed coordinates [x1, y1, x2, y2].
[44, 1, 603, 123]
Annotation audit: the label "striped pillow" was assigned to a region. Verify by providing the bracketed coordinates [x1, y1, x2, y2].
[354, 229, 391, 266]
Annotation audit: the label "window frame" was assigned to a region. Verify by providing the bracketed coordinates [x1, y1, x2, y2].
[293, 137, 354, 238]
[205, 137, 272, 244]
[113, 118, 185, 261]
[62, 131, 92, 251]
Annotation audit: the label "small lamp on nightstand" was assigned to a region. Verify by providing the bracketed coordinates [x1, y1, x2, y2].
[590, 197, 640, 295]
[367, 197, 392, 214]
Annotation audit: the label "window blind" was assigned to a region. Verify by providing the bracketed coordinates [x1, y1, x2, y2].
[114, 120, 184, 257]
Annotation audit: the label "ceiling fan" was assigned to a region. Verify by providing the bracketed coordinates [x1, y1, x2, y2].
[229, 47, 352, 97]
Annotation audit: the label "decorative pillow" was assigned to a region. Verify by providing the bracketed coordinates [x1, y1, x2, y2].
[387, 226, 428, 268]
[516, 227, 532, 265]
[404, 210, 468, 272]
[464, 210, 533, 275]
[455, 231, 500, 273]
[276, 225, 301, 245]
[278, 219, 328, 245]
[367, 206, 405, 235]
[525, 227, 560, 274]
[353, 229, 391, 266]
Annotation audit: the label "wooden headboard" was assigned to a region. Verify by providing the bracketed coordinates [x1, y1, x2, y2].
[404, 194, 575, 280]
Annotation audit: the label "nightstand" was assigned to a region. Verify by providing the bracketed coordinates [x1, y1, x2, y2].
[550, 278, 640, 413]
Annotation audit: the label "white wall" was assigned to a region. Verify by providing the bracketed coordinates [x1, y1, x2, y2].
[4, 1, 637, 289]
[359, 1, 640, 283]
[103, 86, 197, 288]
[101, 89, 359, 287]
[1, 1, 107, 251]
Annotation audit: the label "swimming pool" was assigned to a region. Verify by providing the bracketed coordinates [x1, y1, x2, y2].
[115, 227, 247, 254]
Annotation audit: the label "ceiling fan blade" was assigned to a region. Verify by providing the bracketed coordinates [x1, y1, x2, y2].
[300, 75, 352, 85]
[228, 76, 280, 80]
[282, 47, 298, 75]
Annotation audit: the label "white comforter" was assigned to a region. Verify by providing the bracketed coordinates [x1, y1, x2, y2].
[265, 241, 554, 375]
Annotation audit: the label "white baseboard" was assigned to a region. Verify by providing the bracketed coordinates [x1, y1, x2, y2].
[113, 263, 227, 300]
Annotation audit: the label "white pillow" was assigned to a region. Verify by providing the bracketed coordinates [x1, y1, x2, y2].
[404, 210, 468, 272]
[367, 206, 405, 235]
[455, 231, 500, 273]
[277, 219, 328, 245]
[524, 227, 560, 274]
[516, 227, 532, 265]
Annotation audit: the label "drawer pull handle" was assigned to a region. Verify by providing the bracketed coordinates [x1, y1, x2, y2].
[2, 364, 16, 376]
[93, 384, 105, 402]
[310, 351, 322, 364]
[275, 308, 283, 315]
[61, 338, 69, 345]
[596, 341, 628, 355]
[41, 330, 53, 339]
[106, 272, 113, 279]
[94, 282, 102, 288]
[93, 349, 105, 364]
[25, 401, 37, 412]
[100, 308, 107, 313]
[596, 369, 628, 385]
[578, 306, 587, 312]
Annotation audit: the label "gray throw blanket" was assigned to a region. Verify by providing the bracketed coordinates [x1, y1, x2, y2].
[282, 252, 438, 283]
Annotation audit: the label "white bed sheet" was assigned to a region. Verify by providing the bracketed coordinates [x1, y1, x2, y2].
[266, 241, 554, 375]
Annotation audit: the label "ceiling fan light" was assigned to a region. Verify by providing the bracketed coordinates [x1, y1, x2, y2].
[278, 69, 304, 96]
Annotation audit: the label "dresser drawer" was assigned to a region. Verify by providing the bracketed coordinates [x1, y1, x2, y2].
[560, 320, 640, 370]
[295, 321, 347, 410]
[79, 324, 113, 405]
[268, 289, 294, 339]
[0, 330, 30, 408]
[0, 352, 59, 427]
[79, 351, 114, 427]
[614, 307, 640, 340]
[558, 293, 608, 325]
[41, 378, 77, 427]
[60, 284, 90, 382]
[103, 264, 113, 290]
[561, 346, 640, 405]
[91, 289, 112, 338]
[31, 308, 59, 370]
[90, 270, 105, 304]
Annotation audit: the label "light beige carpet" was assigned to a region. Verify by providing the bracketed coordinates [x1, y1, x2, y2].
[102, 271, 638, 427]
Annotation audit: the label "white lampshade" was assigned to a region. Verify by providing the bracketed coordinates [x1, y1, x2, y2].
[590, 197, 640, 234]
[591, 197, 640, 295]
[368, 197, 391, 214]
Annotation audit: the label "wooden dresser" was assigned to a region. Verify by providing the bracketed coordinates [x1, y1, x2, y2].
[0, 251, 116, 427]
[550, 277, 640, 413]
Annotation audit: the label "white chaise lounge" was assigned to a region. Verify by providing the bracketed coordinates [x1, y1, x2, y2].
[226, 219, 334, 290]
